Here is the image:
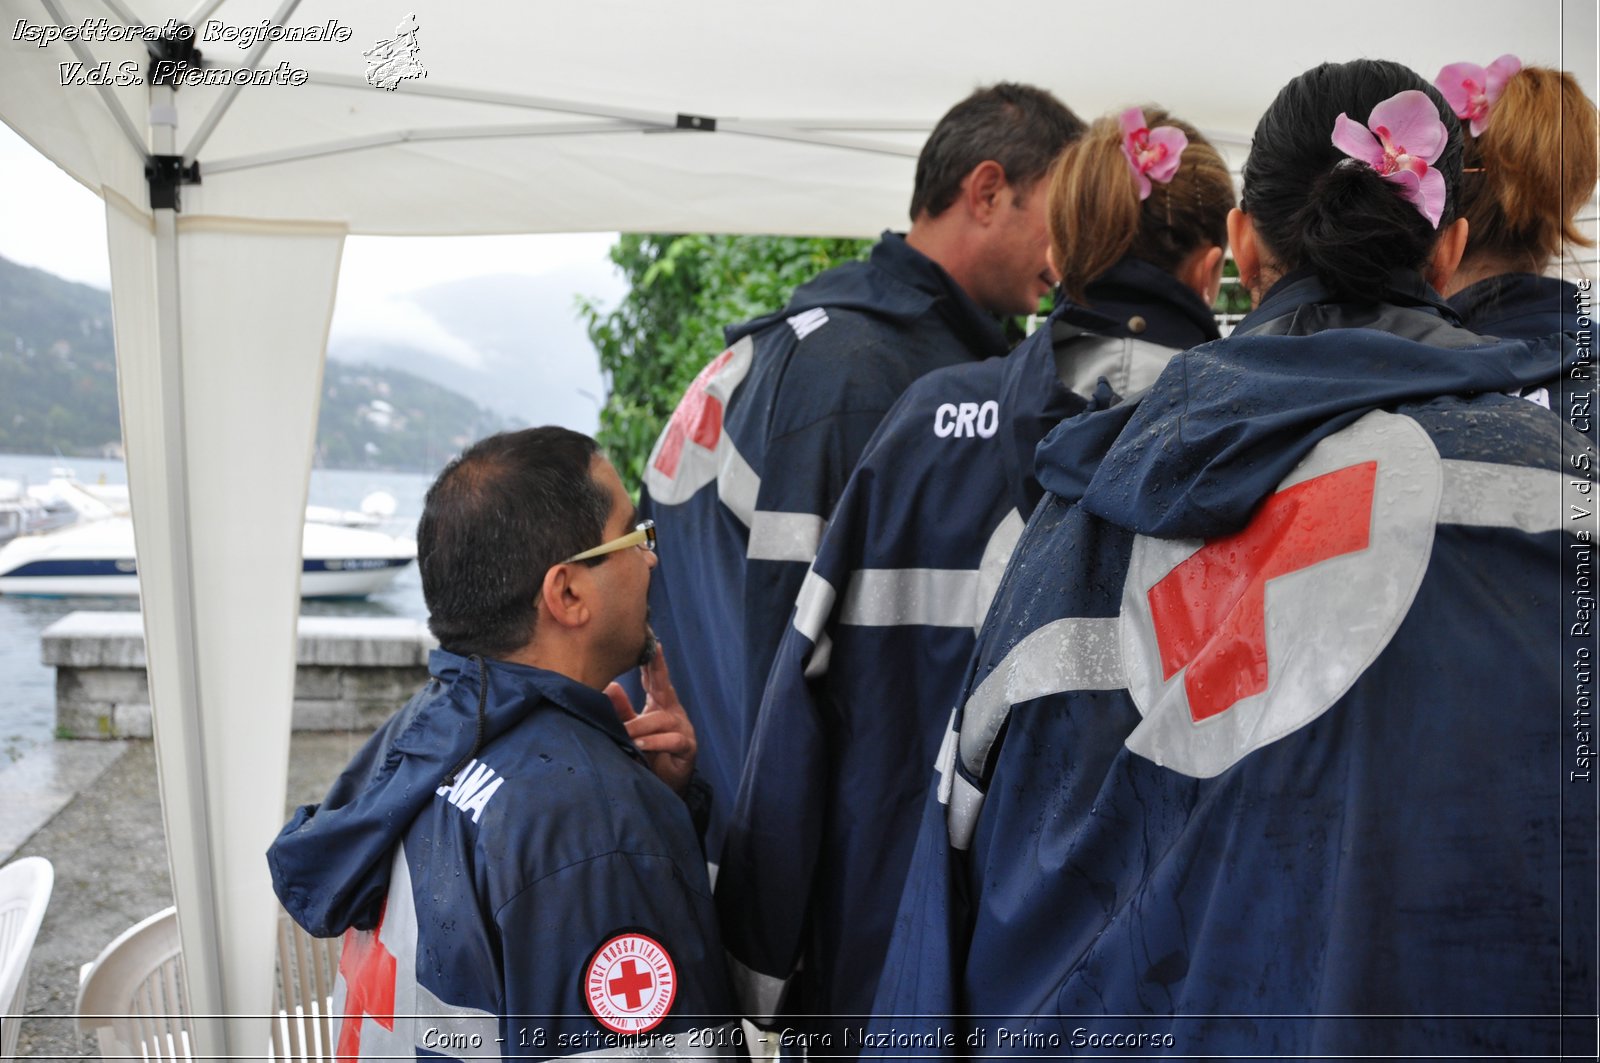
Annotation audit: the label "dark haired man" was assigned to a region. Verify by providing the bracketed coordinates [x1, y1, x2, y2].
[268, 427, 737, 1059]
[637, 83, 1085, 872]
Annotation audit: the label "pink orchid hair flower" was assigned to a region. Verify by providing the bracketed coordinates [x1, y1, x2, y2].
[1120, 107, 1189, 201]
[1330, 89, 1448, 228]
[1434, 54, 1522, 137]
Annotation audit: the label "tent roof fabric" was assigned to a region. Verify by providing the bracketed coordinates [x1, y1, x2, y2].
[4, 0, 1595, 237]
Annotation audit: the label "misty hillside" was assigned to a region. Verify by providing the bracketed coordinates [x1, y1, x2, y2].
[0, 254, 510, 472]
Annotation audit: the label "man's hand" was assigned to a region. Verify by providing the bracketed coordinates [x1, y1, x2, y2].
[605, 647, 696, 794]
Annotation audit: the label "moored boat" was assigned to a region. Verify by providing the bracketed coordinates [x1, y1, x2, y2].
[0, 516, 416, 598]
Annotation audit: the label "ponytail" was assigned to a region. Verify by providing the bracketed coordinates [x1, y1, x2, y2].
[1049, 108, 1233, 305]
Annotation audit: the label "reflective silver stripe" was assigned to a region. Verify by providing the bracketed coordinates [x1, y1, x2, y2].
[958, 617, 1125, 777]
[718, 441, 760, 527]
[747, 510, 824, 562]
[975, 510, 1024, 633]
[335, 845, 502, 1059]
[840, 567, 979, 627]
[413, 983, 500, 1057]
[946, 772, 987, 851]
[803, 631, 833, 680]
[1058, 335, 1178, 399]
[1438, 459, 1586, 535]
[787, 307, 829, 340]
[726, 952, 788, 1025]
[933, 706, 959, 807]
[791, 568, 837, 644]
[550, 1022, 744, 1060]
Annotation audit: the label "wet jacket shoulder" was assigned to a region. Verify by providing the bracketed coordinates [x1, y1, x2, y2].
[868, 272, 1596, 1058]
[1447, 273, 1595, 442]
[271, 652, 736, 1060]
[636, 232, 1007, 860]
[716, 259, 1218, 1046]
[1448, 271, 1583, 340]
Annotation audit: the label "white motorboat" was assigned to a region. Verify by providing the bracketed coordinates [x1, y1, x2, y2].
[0, 477, 80, 545]
[0, 515, 416, 598]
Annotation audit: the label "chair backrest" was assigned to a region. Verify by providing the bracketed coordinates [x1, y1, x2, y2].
[0, 856, 55, 1060]
[268, 912, 343, 1063]
[75, 905, 346, 1062]
[74, 906, 192, 1061]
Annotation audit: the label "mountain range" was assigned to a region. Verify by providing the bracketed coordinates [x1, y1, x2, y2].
[0, 252, 616, 472]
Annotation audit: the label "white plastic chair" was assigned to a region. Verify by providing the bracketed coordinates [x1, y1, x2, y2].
[268, 914, 342, 1062]
[76, 906, 345, 1061]
[75, 906, 192, 1060]
[0, 856, 55, 1060]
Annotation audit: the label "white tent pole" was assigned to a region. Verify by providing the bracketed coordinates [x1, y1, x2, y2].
[180, 0, 226, 28]
[302, 71, 683, 127]
[202, 121, 656, 174]
[181, 0, 301, 164]
[134, 79, 232, 1058]
[202, 121, 917, 177]
[38, 0, 147, 157]
[95, 0, 143, 28]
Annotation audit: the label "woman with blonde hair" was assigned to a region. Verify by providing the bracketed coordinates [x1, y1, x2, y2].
[1439, 57, 1598, 339]
[716, 106, 1232, 1054]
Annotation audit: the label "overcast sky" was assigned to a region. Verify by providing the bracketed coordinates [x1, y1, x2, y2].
[0, 122, 623, 431]
[0, 122, 622, 290]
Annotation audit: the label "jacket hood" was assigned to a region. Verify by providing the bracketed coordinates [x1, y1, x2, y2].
[267, 650, 612, 937]
[727, 231, 1009, 359]
[1002, 259, 1218, 516]
[1037, 270, 1581, 539]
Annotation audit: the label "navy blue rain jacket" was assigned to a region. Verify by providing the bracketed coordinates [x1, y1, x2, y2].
[1449, 272, 1595, 442]
[714, 260, 1218, 1046]
[636, 232, 1009, 860]
[268, 651, 736, 1059]
[867, 271, 1595, 1058]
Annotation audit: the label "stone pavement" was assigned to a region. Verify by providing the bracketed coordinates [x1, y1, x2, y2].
[3, 732, 367, 1059]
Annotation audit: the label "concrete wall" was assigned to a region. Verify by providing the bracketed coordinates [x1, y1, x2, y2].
[43, 612, 436, 739]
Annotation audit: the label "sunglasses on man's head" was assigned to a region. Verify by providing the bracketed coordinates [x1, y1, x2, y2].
[562, 520, 657, 564]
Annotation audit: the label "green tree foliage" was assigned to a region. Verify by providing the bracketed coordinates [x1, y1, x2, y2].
[1216, 257, 1253, 321]
[579, 233, 872, 487]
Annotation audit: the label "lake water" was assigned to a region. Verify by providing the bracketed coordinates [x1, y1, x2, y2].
[0, 454, 432, 764]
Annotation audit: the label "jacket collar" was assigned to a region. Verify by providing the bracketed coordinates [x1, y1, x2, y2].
[1064, 257, 1221, 349]
[870, 231, 1011, 359]
[1236, 268, 1470, 345]
[422, 649, 638, 756]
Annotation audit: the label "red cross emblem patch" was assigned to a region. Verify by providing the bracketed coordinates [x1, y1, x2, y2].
[1120, 411, 1441, 778]
[654, 347, 735, 479]
[643, 336, 756, 505]
[583, 932, 678, 1034]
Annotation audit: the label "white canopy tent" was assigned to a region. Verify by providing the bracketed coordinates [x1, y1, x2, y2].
[1, 0, 1594, 1054]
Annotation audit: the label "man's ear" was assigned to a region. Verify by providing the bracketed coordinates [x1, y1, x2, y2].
[540, 563, 590, 630]
[961, 160, 1008, 223]
[1176, 244, 1226, 306]
[1424, 216, 1470, 294]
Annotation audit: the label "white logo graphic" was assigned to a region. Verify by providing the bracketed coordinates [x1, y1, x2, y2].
[933, 400, 999, 439]
[1120, 410, 1440, 778]
[364, 13, 426, 91]
[583, 932, 678, 1034]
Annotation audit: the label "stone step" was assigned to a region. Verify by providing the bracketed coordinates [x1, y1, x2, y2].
[42, 611, 436, 739]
